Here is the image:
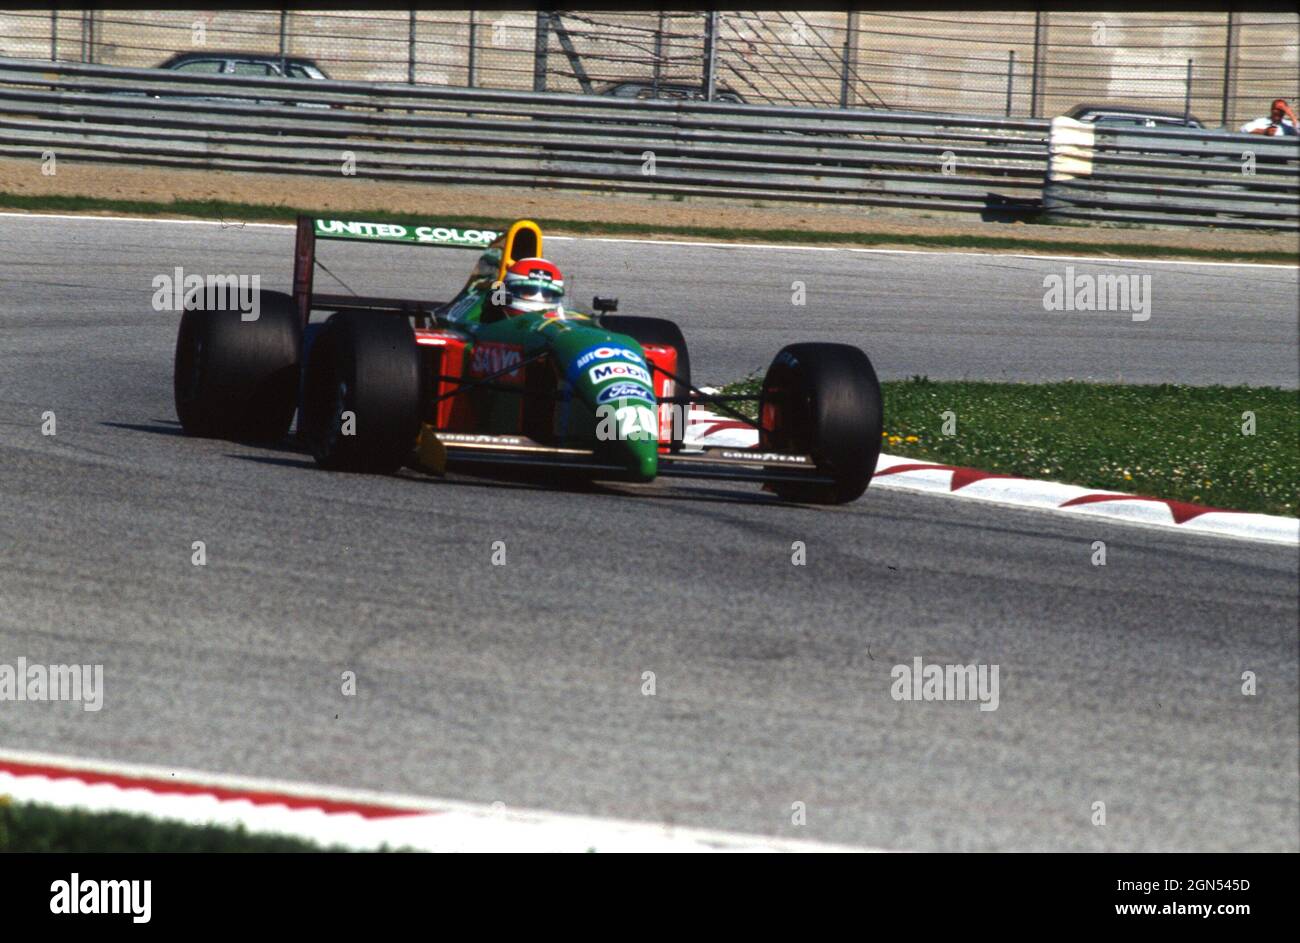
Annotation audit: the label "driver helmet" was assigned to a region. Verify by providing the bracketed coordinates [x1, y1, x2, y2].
[501, 257, 565, 318]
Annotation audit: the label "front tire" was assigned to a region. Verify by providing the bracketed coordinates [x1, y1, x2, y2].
[759, 343, 883, 504]
[173, 289, 301, 442]
[300, 311, 425, 474]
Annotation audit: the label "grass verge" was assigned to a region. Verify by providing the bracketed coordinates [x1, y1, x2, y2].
[1, 191, 1296, 264]
[0, 798, 396, 852]
[718, 376, 1299, 517]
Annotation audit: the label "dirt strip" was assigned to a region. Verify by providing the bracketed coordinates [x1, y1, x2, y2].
[2, 157, 1298, 257]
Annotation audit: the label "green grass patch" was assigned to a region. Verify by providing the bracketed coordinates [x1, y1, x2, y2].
[0, 798, 403, 852]
[1, 191, 1296, 264]
[719, 376, 1299, 517]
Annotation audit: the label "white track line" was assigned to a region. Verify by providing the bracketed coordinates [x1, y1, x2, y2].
[0, 748, 884, 853]
[2, 211, 1294, 269]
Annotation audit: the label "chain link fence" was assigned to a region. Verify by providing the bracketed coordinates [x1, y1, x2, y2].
[0, 9, 1295, 127]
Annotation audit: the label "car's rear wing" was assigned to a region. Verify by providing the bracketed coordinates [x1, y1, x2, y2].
[292, 214, 502, 325]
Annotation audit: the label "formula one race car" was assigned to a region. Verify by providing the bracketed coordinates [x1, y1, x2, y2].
[173, 216, 884, 504]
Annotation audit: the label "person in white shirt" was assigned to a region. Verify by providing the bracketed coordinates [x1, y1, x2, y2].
[1240, 99, 1298, 136]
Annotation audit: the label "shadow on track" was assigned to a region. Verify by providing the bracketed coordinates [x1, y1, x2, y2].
[101, 420, 189, 437]
[121, 416, 802, 509]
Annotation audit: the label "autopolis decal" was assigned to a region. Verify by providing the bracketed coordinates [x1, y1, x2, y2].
[574, 345, 645, 371]
[313, 219, 499, 248]
[595, 382, 655, 405]
[588, 363, 652, 385]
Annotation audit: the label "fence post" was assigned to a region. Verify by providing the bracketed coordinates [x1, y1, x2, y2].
[408, 11, 416, 83]
[1220, 11, 1238, 128]
[1030, 11, 1047, 118]
[1184, 58, 1193, 124]
[278, 10, 287, 76]
[467, 11, 476, 87]
[1005, 49, 1015, 116]
[840, 11, 858, 108]
[533, 10, 550, 91]
[653, 12, 663, 96]
[50, 10, 57, 60]
[702, 11, 718, 101]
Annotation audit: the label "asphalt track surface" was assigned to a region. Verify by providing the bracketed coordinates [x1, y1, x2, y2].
[0, 214, 1297, 851]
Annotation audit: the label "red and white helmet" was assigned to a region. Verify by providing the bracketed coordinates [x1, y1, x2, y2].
[501, 257, 565, 318]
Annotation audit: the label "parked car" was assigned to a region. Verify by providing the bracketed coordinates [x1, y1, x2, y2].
[1065, 103, 1204, 129]
[150, 52, 333, 110]
[597, 80, 746, 104]
[156, 52, 331, 81]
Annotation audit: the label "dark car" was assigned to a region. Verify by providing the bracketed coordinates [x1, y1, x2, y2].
[598, 80, 745, 105]
[156, 52, 331, 81]
[1066, 103, 1204, 129]
[150, 52, 332, 109]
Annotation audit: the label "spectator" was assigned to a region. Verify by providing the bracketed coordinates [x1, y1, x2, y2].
[1240, 99, 1299, 136]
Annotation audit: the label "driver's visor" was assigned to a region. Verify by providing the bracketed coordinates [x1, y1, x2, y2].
[510, 279, 564, 303]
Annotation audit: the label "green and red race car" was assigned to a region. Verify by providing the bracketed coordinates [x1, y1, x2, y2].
[173, 215, 884, 504]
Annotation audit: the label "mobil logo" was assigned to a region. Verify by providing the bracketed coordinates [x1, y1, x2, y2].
[588, 362, 651, 386]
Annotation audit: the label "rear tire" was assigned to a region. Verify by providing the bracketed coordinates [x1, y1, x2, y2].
[173, 289, 301, 442]
[300, 311, 425, 474]
[759, 343, 883, 504]
[598, 315, 691, 449]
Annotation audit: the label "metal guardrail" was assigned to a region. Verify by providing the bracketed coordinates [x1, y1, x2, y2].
[0, 57, 1047, 217]
[1044, 117, 1299, 231]
[0, 58, 1295, 230]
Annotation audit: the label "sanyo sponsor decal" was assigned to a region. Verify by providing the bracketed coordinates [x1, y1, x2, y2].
[314, 219, 498, 247]
[50, 874, 151, 924]
[152, 267, 260, 321]
[470, 342, 523, 379]
[890, 657, 999, 711]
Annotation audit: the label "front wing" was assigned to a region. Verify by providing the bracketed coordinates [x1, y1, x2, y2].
[418, 429, 835, 487]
